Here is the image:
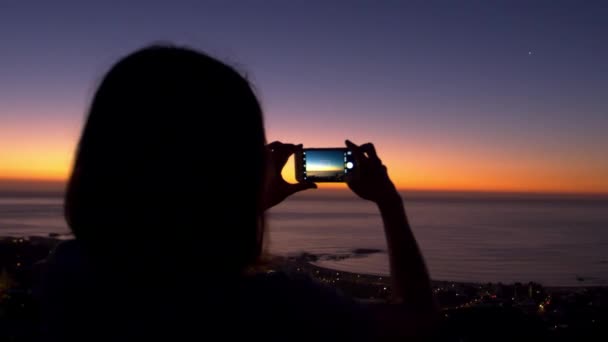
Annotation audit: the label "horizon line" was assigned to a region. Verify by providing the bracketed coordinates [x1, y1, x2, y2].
[1, 177, 607, 196]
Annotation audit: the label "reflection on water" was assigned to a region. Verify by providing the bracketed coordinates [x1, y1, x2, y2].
[267, 190, 608, 286]
[1, 190, 607, 286]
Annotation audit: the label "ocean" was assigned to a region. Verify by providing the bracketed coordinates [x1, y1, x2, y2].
[1, 190, 607, 286]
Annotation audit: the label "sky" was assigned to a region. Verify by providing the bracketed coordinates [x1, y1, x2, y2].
[305, 151, 346, 172]
[0, 0, 607, 193]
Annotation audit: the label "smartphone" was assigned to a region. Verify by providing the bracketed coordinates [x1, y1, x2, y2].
[295, 148, 357, 182]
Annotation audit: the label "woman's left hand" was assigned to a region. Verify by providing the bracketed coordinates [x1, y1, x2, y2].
[262, 141, 317, 210]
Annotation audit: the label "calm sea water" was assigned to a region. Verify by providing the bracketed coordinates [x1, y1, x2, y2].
[1, 190, 607, 286]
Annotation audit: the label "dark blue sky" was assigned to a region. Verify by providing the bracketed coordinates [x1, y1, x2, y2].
[1, 0, 607, 192]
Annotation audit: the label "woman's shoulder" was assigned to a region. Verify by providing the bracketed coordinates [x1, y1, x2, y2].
[243, 270, 373, 324]
[36, 239, 90, 294]
[245, 270, 337, 299]
[255, 271, 350, 303]
[47, 239, 85, 263]
[238, 270, 374, 340]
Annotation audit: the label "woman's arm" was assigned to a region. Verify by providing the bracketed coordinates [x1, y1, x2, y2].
[377, 193, 435, 309]
[345, 140, 437, 339]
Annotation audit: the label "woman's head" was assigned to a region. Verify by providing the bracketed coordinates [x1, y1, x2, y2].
[65, 45, 266, 274]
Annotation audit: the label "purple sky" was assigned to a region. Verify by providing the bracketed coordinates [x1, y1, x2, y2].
[1, 0, 607, 192]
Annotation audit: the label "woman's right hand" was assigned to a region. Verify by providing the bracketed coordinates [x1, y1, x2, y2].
[345, 140, 399, 204]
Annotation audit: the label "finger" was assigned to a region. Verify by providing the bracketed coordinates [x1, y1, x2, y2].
[345, 139, 360, 151]
[287, 182, 317, 196]
[268, 142, 300, 154]
[346, 179, 361, 192]
[275, 144, 301, 163]
[277, 143, 301, 153]
[266, 141, 283, 150]
[345, 139, 365, 159]
[266, 142, 302, 165]
[360, 143, 381, 163]
[345, 139, 370, 169]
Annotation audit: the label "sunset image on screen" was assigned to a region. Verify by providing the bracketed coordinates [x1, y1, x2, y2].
[304, 150, 346, 181]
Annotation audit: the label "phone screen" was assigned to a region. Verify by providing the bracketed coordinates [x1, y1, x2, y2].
[298, 148, 355, 182]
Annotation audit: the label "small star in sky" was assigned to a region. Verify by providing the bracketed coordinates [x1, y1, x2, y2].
[528, 51, 534, 55]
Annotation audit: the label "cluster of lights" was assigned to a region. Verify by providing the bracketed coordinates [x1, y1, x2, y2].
[280, 263, 604, 328]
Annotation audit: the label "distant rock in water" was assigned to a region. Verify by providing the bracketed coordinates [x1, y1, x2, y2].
[295, 252, 319, 262]
[293, 248, 383, 264]
[321, 254, 352, 261]
[351, 248, 382, 255]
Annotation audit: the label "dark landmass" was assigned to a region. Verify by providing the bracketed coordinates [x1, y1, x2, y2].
[1, 236, 607, 341]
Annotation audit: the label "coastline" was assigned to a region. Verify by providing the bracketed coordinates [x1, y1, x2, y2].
[1, 236, 607, 340]
[1, 235, 605, 292]
[3, 189, 607, 287]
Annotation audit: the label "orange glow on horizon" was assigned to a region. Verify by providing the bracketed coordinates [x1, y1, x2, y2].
[1, 146, 607, 194]
[1, 123, 607, 194]
[280, 154, 608, 194]
[0, 154, 71, 181]
[0, 118, 77, 181]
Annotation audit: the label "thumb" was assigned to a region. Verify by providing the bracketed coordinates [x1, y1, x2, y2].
[287, 182, 317, 196]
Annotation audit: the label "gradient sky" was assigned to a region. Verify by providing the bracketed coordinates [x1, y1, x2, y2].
[1, 0, 607, 193]
[305, 151, 346, 172]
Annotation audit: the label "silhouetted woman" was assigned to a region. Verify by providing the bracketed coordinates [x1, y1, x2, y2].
[38, 46, 437, 341]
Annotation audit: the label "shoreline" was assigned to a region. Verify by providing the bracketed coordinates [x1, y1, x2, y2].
[268, 249, 608, 290]
[2, 235, 608, 339]
[1, 235, 605, 291]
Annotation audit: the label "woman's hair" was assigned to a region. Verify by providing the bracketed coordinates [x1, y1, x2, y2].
[65, 45, 266, 276]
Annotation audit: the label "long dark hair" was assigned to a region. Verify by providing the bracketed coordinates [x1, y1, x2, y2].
[65, 45, 266, 277]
